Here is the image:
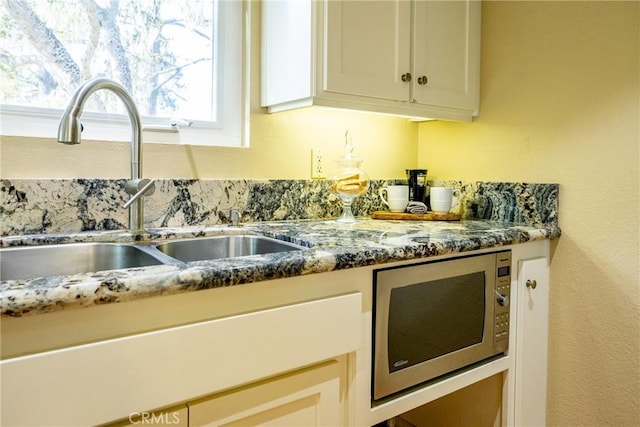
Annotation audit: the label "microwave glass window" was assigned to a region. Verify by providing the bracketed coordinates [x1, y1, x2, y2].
[387, 272, 486, 373]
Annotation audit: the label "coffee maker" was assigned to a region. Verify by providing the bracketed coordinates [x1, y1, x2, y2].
[406, 169, 428, 203]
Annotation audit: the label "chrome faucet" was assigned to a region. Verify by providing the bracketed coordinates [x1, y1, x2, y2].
[230, 209, 241, 227]
[57, 78, 155, 232]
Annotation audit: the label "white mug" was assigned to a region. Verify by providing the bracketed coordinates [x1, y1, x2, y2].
[379, 185, 409, 213]
[430, 187, 460, 213]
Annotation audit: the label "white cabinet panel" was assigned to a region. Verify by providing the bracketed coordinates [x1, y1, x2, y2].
[261, 0, 312, 106]
[189, 360, 346, 426]
[413, 0, 481, 111]
[514, 257, 550, 426]
[325, 0, 411, 101]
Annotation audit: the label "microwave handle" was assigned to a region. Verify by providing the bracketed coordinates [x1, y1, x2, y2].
[495, 290, 509, 306]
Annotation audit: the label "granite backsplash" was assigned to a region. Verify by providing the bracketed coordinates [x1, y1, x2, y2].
[0, 179, 558, 236]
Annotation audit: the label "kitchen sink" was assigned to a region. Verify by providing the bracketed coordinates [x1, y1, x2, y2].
[154, 235, 305, 263]
[0, 235, 306, 282]
[0, 243, 168, 281]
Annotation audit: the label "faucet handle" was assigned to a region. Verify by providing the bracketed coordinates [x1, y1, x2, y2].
[230, 209, 241, 227]
[124, 179, 155, 208]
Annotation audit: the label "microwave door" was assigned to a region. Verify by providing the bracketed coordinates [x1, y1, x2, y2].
[387, 272, 486, 373]
[373, 252, 503, 401]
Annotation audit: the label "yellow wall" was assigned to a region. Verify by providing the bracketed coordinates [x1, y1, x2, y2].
[418, 2, 639, 425]
[0, 108, 417, 179]
[0, 0, 418, 180]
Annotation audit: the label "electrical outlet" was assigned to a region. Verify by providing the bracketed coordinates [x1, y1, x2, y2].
[311, 149, 326, 179]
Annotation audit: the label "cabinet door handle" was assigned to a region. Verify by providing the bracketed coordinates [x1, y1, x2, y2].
[401, 73, 412, 82]
[417, 75, 428, 85]
[526, 279, 538, 289]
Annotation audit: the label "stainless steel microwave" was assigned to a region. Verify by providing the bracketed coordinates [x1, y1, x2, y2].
[372, 250, 512, 402]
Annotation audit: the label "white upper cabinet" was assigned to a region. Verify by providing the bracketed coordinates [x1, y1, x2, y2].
[324, 0, 412, 102]
[262, 0, 481, 122]
[412, 0, 481, 113]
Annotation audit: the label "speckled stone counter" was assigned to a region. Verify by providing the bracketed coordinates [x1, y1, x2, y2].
[1, 179, 560, 317]
[0, 218, 561, 317]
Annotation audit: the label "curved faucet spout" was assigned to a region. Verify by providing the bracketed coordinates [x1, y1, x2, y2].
[57, 78, 148, 232]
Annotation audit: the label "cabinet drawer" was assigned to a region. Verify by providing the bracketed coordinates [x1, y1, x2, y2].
[1, 292, 362, 426]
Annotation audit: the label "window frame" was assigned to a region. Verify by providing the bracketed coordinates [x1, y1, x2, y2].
[0, 0, 249, 148]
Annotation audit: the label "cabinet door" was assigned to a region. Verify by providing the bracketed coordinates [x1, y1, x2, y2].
[188, 360, 346, 426]
[325, 0, 411, 101]
[412, 0, 480, 111]
[515, 257, 550, 426]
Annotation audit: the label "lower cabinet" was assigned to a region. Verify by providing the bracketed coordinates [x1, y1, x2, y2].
[513, 257, 550, 426]
[1, 293, 361, 426]
[188, 359, 346, 427]
[109, 359, 347, 427]
[2, 242, 552, 427]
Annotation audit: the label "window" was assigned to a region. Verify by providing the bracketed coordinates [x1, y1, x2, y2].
[0, 0, 247, 147]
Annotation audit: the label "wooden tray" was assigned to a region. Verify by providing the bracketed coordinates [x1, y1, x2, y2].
[371, 211, 461, 221]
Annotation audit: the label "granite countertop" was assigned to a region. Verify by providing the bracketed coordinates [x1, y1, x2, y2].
[0, 218, 561, 318]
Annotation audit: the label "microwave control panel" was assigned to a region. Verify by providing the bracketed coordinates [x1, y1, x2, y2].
[494, 251, 512, 341]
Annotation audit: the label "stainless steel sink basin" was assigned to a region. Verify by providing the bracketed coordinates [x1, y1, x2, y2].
[0, 243, 166, 281]
[0, 235, 306, 282]
[154, 235, 304, 263]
